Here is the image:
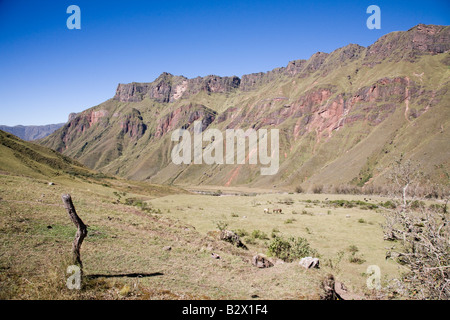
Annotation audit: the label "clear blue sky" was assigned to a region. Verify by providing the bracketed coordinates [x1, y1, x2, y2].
[0, 0, 448, 126]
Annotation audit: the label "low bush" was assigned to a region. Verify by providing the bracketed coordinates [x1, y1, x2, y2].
[267, 236, 318, 262]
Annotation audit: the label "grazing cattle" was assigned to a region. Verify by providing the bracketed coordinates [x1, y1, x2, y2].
[273, 208, 282, 213]
[264, 208, 269, 214]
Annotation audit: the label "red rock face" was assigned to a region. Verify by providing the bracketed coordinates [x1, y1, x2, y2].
[222, 76, 414, 144]
[58, 110, 109, 151]
[155, 104, 216, 138]
[119, 109, 146, 139]
[89, 110, 109, 127]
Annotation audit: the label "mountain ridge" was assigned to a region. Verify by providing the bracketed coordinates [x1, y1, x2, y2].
[39, 24, 450, 191]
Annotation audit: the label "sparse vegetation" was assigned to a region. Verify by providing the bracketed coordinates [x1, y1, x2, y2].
[295, 186, 304, 194]
[251, 229, 269, 240]
[284, 218, 296, 224]
[312, 185, 323, 194]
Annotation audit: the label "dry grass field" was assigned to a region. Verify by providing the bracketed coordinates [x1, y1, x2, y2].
[2, 170, 429, 300]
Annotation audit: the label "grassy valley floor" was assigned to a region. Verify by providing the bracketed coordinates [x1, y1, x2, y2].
[1, 171, 430, 300]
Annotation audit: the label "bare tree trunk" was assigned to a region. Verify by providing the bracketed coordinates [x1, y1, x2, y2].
[61, 194, 88, 269]
[402, 183, 409, 210]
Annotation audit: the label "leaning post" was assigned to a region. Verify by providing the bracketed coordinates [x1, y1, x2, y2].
[61, 194, 88, 273]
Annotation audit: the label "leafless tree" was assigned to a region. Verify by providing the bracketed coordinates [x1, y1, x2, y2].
[382, 156, 449, 299]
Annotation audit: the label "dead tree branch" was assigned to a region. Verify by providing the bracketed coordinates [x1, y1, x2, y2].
[61, 194, 88, 268]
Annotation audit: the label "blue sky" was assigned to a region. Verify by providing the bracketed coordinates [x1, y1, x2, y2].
[0, 0, 449, 126]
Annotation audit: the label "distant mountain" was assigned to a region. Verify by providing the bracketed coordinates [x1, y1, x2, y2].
[39, 24, 450, 191]
[0, 123, 65, 141]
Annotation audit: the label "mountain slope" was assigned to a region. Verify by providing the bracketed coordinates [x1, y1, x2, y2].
[39, 24, 450, 190]
[0, 129, 95, 179]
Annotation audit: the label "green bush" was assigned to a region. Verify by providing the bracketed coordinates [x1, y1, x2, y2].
[380, 200, 396, 209]
[251, 229, 269, 240]
[234, 229, 248, 238]
[267, 236, 317, 262]
[215, 220, 228, 231]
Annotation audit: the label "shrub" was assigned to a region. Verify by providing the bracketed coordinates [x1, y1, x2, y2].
[215, 220, 228, 231]
[234, 229, 248, 238]
[244, 236, 257, 245]
[410, 200, 425, 210]
[349, 255, 366, 264]
[271, 228, 280, 239]
[295, 185, 304, 193]
[380, 200, 397, 209]
[312, 185, 323, 194]
[279, 197, 294, 205]
[347, 245, 359, 254]
[251, 229, 269, 240]
[268, 236, 318, 262]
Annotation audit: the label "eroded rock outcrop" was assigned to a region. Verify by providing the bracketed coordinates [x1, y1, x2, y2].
[119, 108, 147, 139]
[114, 73, 240, 103]
[155, 104, 216, 138]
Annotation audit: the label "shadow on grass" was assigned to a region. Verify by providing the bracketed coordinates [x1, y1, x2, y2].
[86, 272, 164, 279]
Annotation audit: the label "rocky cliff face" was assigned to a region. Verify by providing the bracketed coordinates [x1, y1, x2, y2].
[40, 24, 450, 189]
[114, 73, 240, 103]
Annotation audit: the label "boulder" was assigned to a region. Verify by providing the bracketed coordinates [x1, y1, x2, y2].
[220, 230, 248, 249]
[252, 254, 274, 268]
[299, 257, 320, 269]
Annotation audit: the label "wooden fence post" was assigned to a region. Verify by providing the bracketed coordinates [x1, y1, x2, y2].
[61, 194, 88, 269]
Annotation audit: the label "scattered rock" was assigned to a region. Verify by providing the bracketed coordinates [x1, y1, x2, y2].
[299, 257, 320, 269]
[252, 254, 274, 268]
[220, 230, 248, 250]
[321, 274, 342, 300]
[320, 275, 358, 300]
[211, 253, 220, 259]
